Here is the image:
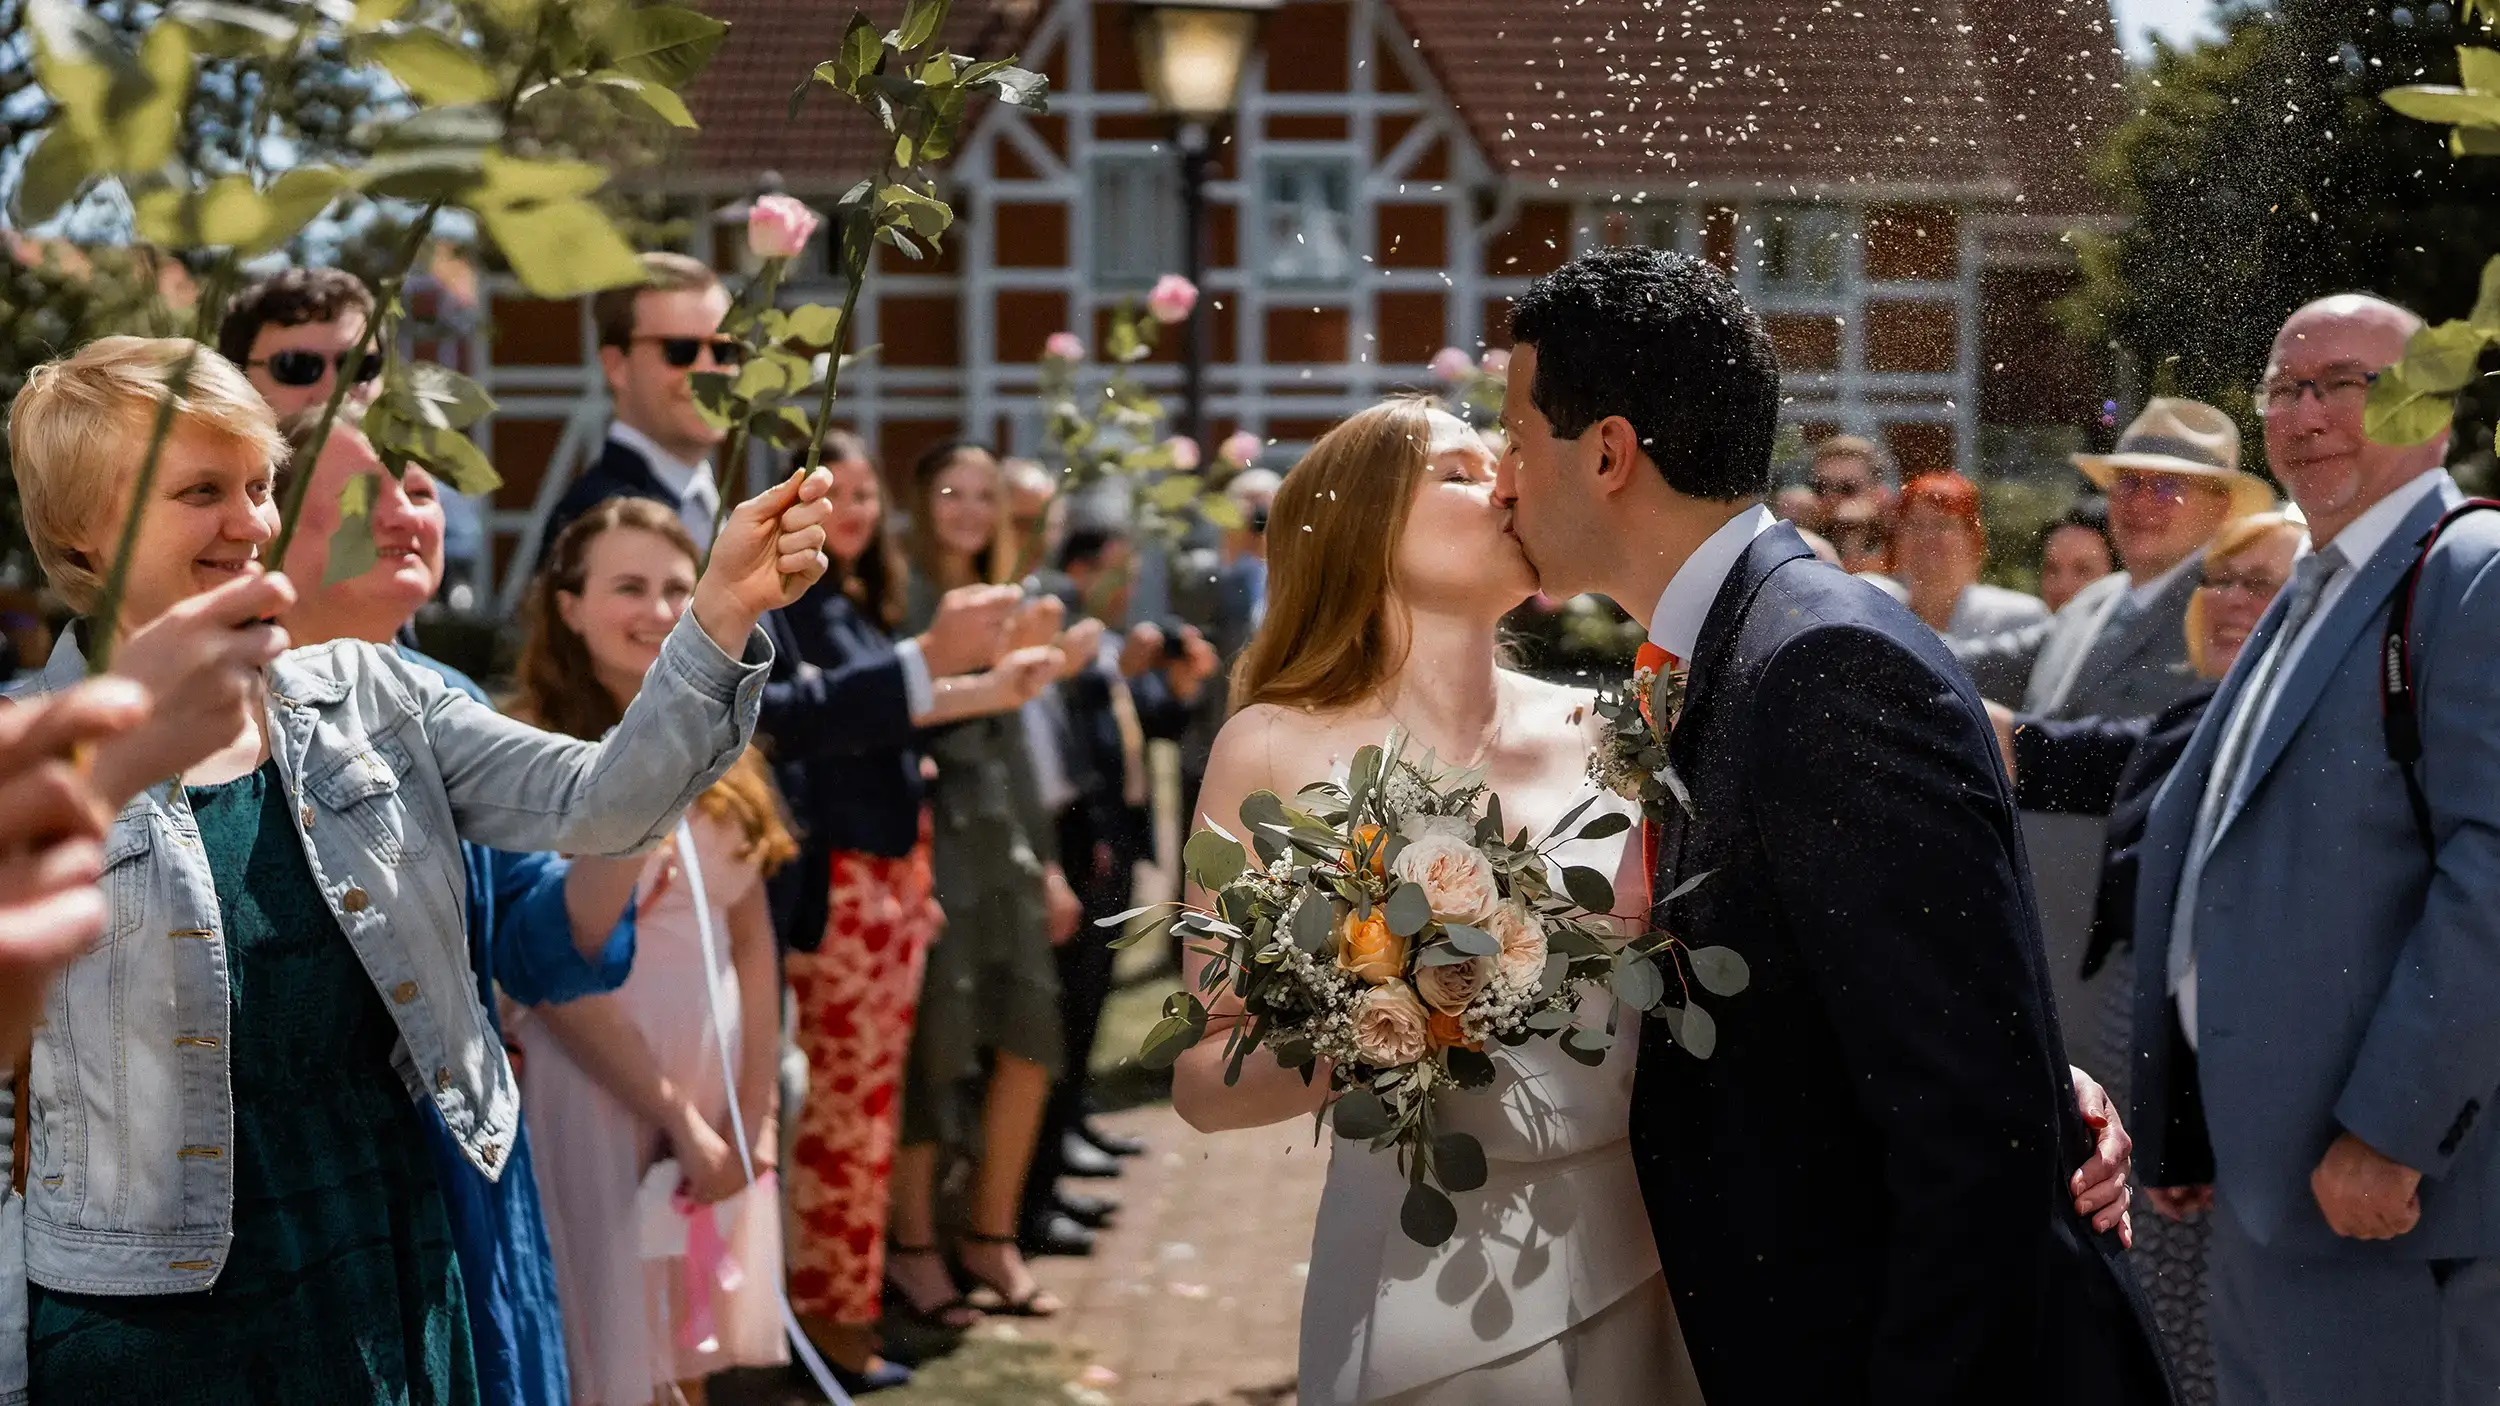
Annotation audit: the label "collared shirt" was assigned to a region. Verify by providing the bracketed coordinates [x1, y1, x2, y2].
[606, 421, 720, 547]
[1646, 505, 1779, 661]
[2125, 550, 2200, 613]
[2173, 467, 2446, 1046]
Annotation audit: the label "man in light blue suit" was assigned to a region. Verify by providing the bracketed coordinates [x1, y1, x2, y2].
[2130, 294, 2500, 1405]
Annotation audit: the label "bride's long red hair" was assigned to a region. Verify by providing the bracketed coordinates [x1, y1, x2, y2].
[1231, 398, 1433, 713]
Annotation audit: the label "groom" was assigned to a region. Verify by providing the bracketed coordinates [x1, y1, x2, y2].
[1491, 248, 2172, 1405]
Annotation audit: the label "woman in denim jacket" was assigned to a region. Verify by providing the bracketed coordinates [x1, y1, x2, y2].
[0, 337, 832, 1405]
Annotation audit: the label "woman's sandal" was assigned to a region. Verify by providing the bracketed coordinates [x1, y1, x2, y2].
[884, 1243, 980, 1330]
[957, 1231, 1064, 1318]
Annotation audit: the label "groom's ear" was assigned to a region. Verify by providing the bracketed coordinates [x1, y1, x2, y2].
[1589, 416, 1648, 499]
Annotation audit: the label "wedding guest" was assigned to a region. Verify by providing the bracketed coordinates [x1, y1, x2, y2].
[2040, 496, 2120, 615]
[217, 266, 381, 418]
[509, 500, 795, 1403]
[1024, 528, 1218, 1239]
[1770, 483, 1821, 527]
[1003, 456, 1066, 580]
[1805, 432, 1897, 531]
[1949, 398, 2270, 1042]
[2133, 296, 2500, 1406]
[537, 252, 737, 567]
[1892, 471, 2049, 641]
[895, 441, 1081, 1320]
[1824, 494, 1894, 580]
[758, 435, 1054, 1392]
[277, 408, 643, 1406]
[1, 335, 824, 1403]
[1988, 510, 2303, 1406]
[1173, 465, 1280, 954]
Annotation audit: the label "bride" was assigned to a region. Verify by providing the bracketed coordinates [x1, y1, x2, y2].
[1173, 399, 1706, 1405]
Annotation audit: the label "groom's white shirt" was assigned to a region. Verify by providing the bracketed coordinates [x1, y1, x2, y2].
[1647, 504, 1779, 660]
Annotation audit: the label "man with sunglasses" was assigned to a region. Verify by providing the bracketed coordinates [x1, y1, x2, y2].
[535, 251, 741, 570]
[218, 266, 385, 418]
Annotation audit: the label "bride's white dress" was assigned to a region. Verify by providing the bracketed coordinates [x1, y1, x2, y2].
[1296, 785, 1707, 1405]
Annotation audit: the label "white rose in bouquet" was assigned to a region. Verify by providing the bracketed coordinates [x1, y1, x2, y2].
[1413, 955, 1491, 1014]
[1391, 832, 1499, 925]
[1351, 983, 1431, 1066]
[1486, 901, 1549, 992]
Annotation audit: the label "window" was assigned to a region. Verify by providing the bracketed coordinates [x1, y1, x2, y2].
[1090, 155, 1181, 288]
[1260, 158, 1355, 287]
[1757, 204, 1850, 294]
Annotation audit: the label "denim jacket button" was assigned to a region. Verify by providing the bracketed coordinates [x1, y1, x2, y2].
[343, 886, 370, 913]
[392, 981, 418, 1004]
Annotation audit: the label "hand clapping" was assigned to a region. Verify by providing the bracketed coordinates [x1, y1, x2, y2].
[689, 467, 837, 655]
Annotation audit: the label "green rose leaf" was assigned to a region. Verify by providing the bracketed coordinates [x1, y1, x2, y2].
[1183, 828, 1247, 892]
[896, 0, 947, 52]
[168, 1, 298, 57]
[251, 165, 354, 255]
[2472, 254, 2500, 337]
[322, 475, 380, 585]
[2363, 361, 2457, 447]
[2458, 44, 2500, 95]
[478, 196, 645, 298]
[1561, 865, 1615, 916]
[588, 70, 698, 128]
[367, 30, 502, 106]
[835, 13, 882, 91]
[599, 4, 729, 87]
[2381, 84, 2500, 129]
[1688, 945, 1751, 997]
[1433, 1132, 1488, 1192]
[13, 125, 94, 225]
[970, 62, 1049, 110]
[351, 0, 414, 29]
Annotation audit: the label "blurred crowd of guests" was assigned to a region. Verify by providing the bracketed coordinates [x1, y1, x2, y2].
[2, 238, 2494, 1406]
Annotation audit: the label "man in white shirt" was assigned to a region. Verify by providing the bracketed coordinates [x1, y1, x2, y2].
[2130, 295, 2500, 1406]
[535, 252, 733, 569]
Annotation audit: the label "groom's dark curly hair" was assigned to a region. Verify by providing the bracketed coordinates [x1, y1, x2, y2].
[1508, 247, 1780, 502]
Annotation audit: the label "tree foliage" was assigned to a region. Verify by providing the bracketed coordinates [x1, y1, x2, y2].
[2065, 0, 2500, 477]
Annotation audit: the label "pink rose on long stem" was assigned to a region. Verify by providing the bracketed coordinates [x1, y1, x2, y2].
[1429, 347, 1474, 382]
[747, 194, 822, 260]
[1414, 956, 1491, 1014]
[1219, 430, 1264, 468]
[1146, 273, 1199, 325]
[1044, 331, 1087, 362]
[1351, 983, 1430, 1067]
[1164, 435, 1202, 471]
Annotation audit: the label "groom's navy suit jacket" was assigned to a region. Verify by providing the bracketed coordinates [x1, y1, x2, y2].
[1632, 524, 2171, 1406]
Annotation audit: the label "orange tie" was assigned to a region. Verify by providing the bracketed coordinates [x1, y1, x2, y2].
[1634, 641, 1683, 884]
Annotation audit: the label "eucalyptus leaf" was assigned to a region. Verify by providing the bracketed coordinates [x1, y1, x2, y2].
[1291, 895, 1335, 953]
[1385, 883, 1432, 938]
[1542, 793, 1599, 844]
[1611, 953, 1666, 1011]
[1400, 1181, 1457, 1246]
[1182, 828, 1247, 891]
[1660, 867, 1715, 905]
[1092, 904, 1161, 929]
[1443, 923, 1500, 958]
[1332, 1087, 1392, 1141]
[1433, 1132, 1488, 1192]
[1688, 945, 1751, 997]
[1139, 1014, 1199, 1069]
[1562, 865, 1615, 916]
[1660, 1002, 1718, 1059]
[1578, 811, 1632, 841]
[1417, 942, 1477, 967]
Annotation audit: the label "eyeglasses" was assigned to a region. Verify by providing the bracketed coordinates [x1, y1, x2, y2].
[2197, 570, 2288, 602]
[631, 335, 746, 369]
[1810, 476, 1868, 498]
[2110, 471, 2225, 508]
[2253, 370, 2377, 418]
[249, 348, 384, 388]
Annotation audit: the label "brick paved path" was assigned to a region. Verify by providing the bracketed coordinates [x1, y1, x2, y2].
[1024, 1103, 1328, 1406]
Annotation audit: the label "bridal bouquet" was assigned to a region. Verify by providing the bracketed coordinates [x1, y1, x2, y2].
[1111, 733, 1746, 1246]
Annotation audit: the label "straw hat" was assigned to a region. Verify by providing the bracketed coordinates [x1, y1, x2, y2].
[2072, 398, 2275, 520]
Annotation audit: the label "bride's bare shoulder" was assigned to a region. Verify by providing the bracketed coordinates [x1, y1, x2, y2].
[1206, 702, 1361, 794]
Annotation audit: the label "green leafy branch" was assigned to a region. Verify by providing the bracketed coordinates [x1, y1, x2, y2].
[2370, 33, 2500, 445]
[1037, 299, 1257, 545]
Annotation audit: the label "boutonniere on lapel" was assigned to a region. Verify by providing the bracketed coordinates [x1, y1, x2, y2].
[1589, 641, 1695, 826]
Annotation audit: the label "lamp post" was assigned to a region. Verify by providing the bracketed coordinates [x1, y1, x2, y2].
[1129, 0, 1277, 446]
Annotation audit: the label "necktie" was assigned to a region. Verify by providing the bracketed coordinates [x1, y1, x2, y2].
[683, 469, 721, 548]
[2167, 545, 2344, 1001]
[1634, 640, 1684, 883]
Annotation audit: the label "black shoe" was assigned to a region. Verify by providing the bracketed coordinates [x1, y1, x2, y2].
[1053, 1187, 1120, 1228]
[1059, 1129, 1123, 1179]
[1018, 1208, 1097, 1259]
[1079, 1118, 1147, 1158]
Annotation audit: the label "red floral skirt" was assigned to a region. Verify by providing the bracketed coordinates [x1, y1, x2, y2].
[783, 820, 944, 1325]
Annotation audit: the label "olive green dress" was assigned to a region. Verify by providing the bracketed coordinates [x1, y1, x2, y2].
[900, 573, 1063, 1148]
[28, 762, 477, 1406]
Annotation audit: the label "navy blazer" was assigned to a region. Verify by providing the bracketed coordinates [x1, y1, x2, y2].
[2013, 689, 2216, 980]
[757, 578, 924, 951]
[1637, 523, 2169, 1406]
[536, 435, 686, 570]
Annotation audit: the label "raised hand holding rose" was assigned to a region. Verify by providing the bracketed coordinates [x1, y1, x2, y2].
[690, 466, 836, 654]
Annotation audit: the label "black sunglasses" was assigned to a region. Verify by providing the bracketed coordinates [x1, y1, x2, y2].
[250, 348, 384, 388]
[632, 335, 746, 369]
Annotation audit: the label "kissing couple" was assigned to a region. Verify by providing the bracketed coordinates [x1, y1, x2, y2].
[1171, 248, 2177, 1406]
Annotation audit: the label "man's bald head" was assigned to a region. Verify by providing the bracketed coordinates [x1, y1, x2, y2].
[2263, 293, 2446, 546]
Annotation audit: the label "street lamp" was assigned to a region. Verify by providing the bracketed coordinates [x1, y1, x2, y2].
[1130, 0, 1277, 444]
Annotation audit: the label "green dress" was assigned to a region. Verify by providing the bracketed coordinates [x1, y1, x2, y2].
[28, 762, 478, 1406]
[899, 572, 1063, 1148]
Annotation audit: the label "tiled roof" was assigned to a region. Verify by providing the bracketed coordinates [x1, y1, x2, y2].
[1384, 0, 2124, 205]
[681, 0, 1041, 188]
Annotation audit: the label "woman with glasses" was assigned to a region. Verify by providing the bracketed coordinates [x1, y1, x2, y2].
[1891, 472, 2050, 640]
[1984, 509, 2304, 1406]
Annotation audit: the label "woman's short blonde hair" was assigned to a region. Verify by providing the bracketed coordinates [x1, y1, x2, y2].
[2184, 510, 2304, 678]
[7, 336, 282, 614]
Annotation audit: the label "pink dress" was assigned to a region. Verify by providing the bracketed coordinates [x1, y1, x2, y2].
[518, 815, 788, 1403]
